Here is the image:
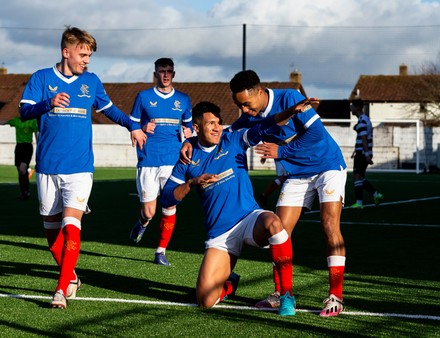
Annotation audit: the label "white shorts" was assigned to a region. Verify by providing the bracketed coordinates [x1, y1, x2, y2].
[277, 168, 346, 210]
[275, 161, 289, 177]
[136, 166, 173, 203]
[205, 209, 270, 257]
[36, 172, 93, 216]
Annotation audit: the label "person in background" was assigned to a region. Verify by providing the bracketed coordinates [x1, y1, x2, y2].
[20, 26, 146, 309]
[349, 98, 383, 209]
[4, 116, 38, 199]
[129, 57, 193, 266]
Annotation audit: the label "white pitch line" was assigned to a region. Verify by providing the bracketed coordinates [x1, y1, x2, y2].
[1, 293, 439, 321]
[299, 219, 440, 228]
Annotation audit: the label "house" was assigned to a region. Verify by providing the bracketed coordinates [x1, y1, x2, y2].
[349, 64, 440, 124]
[348, 64, 440, 171]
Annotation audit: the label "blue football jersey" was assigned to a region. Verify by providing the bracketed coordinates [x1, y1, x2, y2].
[230, 88, 346, 177]
[20, 66, 133, 174]
[228, 88, 304, 144]
[162, 127, 267, 239]
[130, 87, 192, 167]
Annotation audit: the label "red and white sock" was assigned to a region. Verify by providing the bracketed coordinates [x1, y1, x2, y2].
[327, 255, 346, 299]
[55, 217, 81, 295]
[269, 229, 293, 296]
[157, 208, 176, 250]
[44, 221, 63, 266]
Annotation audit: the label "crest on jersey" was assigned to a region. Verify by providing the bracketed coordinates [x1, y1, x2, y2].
[48, 85, 58, 92]
[172, 100, 182, 111]
[150, 101, 158, 107]
[214, 149, 229, 160]
[78, 84, 91, 98]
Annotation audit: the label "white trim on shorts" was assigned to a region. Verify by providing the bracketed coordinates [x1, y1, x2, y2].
[205, 209, 271, 257]
[136, 166, 174, 203]
[277, 167, 347, 210]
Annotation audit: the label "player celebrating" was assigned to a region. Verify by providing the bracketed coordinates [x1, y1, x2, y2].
[19, 26, 146, 309]
[232, 69, 348, 317]
[129, 58, 193, 266]
[161, 100, 315, 315]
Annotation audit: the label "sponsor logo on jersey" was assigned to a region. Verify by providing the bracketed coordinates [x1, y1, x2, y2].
[172, 100, 183, 111]
[78, 84, 91, 98]
[149, 101, 158, 107]
[201, 168, 234, 189]
[151, 118, 179, 125]
[191, 159, 200, 167]
[214, 149, 229, 160]
[52, 107, 87, 115]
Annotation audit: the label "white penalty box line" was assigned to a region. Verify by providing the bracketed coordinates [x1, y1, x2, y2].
[1, 293, 439, 321]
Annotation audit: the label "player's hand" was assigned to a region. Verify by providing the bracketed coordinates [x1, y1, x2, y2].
[295, 97, 320, 113]
[51, 92, 70, 108]
[180, 142, 193, 164]
[182, 126, 192, 139]
[131, 129, 147, 150]
[255, 142, 279, 159]
[143, 121, 156, 134]
[366, 156, 374, 165]
[190, 173, 219, 187]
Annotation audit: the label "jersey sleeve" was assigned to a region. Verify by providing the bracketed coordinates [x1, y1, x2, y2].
[161, 162, 188, 208]
[19, 71, 53, 121]
[129, 92, 144, 124]
[181, 95, 193, 131]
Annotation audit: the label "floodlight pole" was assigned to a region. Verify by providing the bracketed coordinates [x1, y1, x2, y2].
[242, 23, 246, 71]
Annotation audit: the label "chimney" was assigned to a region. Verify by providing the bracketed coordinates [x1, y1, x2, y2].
[290, 69, 302, 84]
[399, 63, 408, 76]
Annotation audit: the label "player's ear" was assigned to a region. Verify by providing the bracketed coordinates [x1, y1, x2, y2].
[193, 124, 200, 133]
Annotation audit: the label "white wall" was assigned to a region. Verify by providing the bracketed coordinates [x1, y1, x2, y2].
[1, 124, 439, 171]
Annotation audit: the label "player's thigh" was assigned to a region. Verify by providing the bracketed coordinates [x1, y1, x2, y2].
[37, 173, 63, 216]
[277, 177, 316, 210]
[316, 168, 347, 205]
[197, 248, 235, 306]
[136, 167, 162, 203]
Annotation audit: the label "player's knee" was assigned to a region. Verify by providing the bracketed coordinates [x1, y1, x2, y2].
[265, 215, 284, 235]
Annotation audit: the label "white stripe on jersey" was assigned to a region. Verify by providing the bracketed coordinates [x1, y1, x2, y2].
[304, 114, 320, 129]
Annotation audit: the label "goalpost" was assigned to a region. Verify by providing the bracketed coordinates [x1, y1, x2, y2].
[322, 119, 424, 174]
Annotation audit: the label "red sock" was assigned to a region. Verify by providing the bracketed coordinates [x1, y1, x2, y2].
[158, 212, 176, 249]
[329, 265, 345, 299]
[219, 280, 234, 302]
[45, 228, 64, 266]
[272, 263, 281, 293]
[270, 231, 293, 296]
[56, 224, 81, 295]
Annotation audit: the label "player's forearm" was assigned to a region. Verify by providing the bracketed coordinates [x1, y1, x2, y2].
[102, 105, 140, 131]
[173, 180, 194, 201]
[20, 100, 52, 120]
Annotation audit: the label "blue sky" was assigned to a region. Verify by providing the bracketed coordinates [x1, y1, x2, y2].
[1, 0, 440, 99]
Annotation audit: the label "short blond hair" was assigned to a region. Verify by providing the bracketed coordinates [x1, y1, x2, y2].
[61, 26, 97, 52]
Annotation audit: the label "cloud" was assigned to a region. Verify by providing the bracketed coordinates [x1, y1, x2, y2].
[1, 0, 439, 98]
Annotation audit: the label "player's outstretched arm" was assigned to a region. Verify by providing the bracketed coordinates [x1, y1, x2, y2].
[273, 98, 319, 125]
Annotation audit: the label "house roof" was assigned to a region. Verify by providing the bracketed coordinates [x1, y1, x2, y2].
[350, 74, 440, 103]
[0, 73, 306, 125]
